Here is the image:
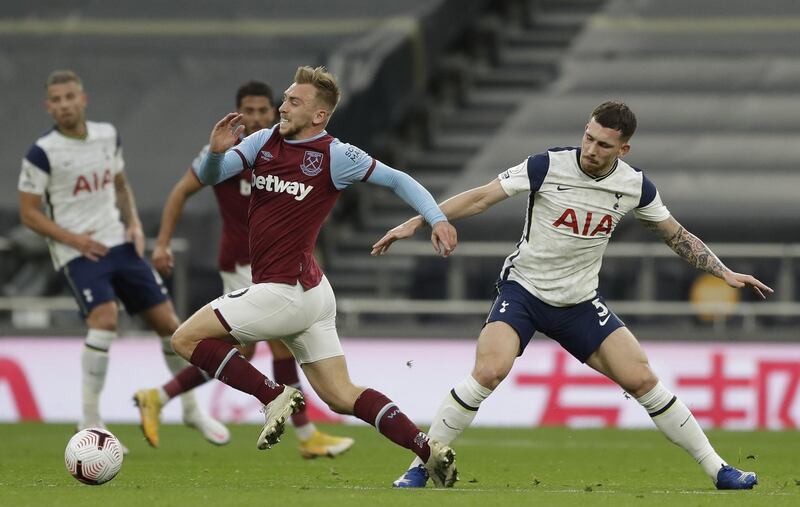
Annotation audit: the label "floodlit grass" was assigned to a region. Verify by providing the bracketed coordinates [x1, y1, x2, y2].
[0, 423, 797, 506]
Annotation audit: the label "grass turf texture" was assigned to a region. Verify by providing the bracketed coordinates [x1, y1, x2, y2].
[0, 423, 797, 506]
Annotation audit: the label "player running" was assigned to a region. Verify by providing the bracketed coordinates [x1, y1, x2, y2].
[165, 66, 458, 486]
[373, 101, 769, 490]
[133, 80, 354, 458]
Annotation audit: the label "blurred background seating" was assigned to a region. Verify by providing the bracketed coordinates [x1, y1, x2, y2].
[1, 0, 797, 339]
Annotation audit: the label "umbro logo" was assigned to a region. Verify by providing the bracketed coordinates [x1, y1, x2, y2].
[260, 150, 273, 162]
[557, 185, 570, 191]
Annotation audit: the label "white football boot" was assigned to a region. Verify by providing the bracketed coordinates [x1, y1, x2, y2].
[257, 386, 305, 450]
[183, 408, 231, 446]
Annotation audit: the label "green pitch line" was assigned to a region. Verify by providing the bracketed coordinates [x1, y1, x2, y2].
[590, 15, 800, 33]
[0, 424, 797, 507]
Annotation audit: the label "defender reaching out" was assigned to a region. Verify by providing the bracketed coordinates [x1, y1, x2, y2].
[374, 101, 770, 490]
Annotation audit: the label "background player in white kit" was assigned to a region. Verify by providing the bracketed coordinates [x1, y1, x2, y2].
[134, 80, 354, 458]
[373, 101, 772, 490]
[17, 70, 223, 450]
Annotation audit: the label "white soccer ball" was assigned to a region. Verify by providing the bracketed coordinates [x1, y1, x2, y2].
[64, 428, 124, 485]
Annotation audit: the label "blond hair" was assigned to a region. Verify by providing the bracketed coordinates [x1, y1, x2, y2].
[293, 66, 341, 113]
[46, 69, 83, 89]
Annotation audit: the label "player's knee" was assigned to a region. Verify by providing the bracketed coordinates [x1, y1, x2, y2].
[86, 302, 118, 331]
[88, 317, 117, 332]
[170, 327, 196, 359]
[621, 365, 658, 397]
[472, 361, 510, 390]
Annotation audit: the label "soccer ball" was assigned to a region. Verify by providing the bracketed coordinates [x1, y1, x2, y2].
[64, 428, 124, 485]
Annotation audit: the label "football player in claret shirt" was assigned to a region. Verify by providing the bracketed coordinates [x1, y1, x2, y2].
[133, 80, 354, 458]
[165, 66, 458, 486]
[374, 101, 771, 490]
[17, 70, 221, 451]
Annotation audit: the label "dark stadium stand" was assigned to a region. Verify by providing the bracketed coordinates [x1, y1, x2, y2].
[0, 0, 497, 329]
[1, 0, 798, 339]
[452, 0, 800, 240]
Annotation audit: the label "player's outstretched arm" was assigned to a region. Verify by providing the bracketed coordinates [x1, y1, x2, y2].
[371, 178, 508, 256]
[363, 164, 457, 257]
[152, 171, 205, 277]
[114, 172, 145, 257]
[640, 216, 774, 299]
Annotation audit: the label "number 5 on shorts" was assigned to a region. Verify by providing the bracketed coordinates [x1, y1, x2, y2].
[592, 298, 610, 326]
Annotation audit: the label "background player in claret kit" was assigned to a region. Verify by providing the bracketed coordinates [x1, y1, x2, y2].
[163, 65, 458, 486]
[17, 70, 223, 451]
[133, 80, 354, 458]
[373, 101, 772, 490]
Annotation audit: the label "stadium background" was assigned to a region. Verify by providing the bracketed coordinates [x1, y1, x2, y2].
[1, 0, 799, 431]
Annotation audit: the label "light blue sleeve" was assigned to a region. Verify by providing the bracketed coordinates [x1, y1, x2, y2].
[329, 140, 375, 189]
[196, 127, 276, 185]
[329, 140, 446, 224]
[233, 127, 276, 166]
[363, 162, 447, 226]
[197, 151, 245, 185]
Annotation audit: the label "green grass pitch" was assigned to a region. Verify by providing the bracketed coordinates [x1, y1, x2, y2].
[1, 423, 797, 506]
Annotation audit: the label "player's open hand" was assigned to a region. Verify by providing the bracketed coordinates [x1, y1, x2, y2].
[152, 244, 174, 277]
[70, 230, 108, 262]
[722, 271, 774, 300]
[431, 220, 457, 257]
[371, 216, 424, 256]
[209, 112, 245, 154]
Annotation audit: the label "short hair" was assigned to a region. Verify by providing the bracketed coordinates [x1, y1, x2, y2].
[590, 101, 637, 141]
[293, 66, 341, 112]
[46, 69, 82, 88]
[235, 80, 275, 108]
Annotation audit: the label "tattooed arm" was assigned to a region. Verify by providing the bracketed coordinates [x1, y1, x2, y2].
[639, 216, 774, 299]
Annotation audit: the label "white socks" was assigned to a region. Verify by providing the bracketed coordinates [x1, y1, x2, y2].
[160, 336, 199, 415]
[637, 381, 725, 480]
[408, 375, 493, 469]
[294, 423, 316, 441]
[81, 329, 115, 427]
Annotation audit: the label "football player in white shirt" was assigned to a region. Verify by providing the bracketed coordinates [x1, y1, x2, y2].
[17, 70, 226, 450]
[373, 101, 772, 490]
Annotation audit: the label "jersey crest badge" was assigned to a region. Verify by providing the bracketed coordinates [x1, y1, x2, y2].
[300, 150, 324, 176]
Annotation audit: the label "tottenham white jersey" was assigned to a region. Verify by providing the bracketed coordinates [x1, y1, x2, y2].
[498, 147, 670, 307]
[18, 121, 126, 269]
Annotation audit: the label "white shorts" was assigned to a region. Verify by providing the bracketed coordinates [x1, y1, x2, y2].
[219, 264, 252, 294]
[210, 276, 343, 364]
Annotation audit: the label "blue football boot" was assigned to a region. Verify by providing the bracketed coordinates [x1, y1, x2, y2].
[392, 465, 429, 488]
[715, 465, 758, 490]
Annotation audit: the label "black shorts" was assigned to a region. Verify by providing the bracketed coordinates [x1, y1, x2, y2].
[61, 243, 169, 317]
[485, 280, 625, 362]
